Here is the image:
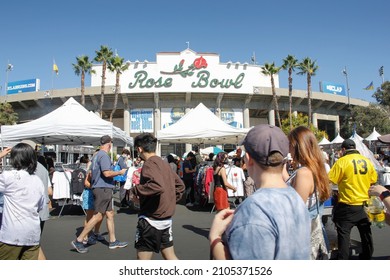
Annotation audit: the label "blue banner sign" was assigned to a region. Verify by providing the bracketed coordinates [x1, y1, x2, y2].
[320, 81, 346, 96]
[7, 79, 40, 94]
[130, 109, 153, 133]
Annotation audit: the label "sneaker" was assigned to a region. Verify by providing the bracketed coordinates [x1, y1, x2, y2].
[186, 202, 194, 207]
[109, 240, 128, 249]
[71, 240, 89, 253]
[87, 235, 97, 245]
[94, 233, 105, 241]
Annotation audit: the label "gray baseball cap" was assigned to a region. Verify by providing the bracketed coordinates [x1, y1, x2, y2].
[240, 124, 289, 166]
[100, 135, 112, 145]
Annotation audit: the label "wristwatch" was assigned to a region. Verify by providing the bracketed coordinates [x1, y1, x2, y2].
[379, 190, 390, 201]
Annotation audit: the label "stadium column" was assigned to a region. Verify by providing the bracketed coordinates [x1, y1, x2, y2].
[243, 107, 250, 128]
[243, 93, 253, 128]
[154, 92, 161, 154]
[312, 113, 318, 128]
[335, 115, 340, 135]
[268, 109, 275, 126]
[123, 109, 130, 138]
[185, 107, 192, 153]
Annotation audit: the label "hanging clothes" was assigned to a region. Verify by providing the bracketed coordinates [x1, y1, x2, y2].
[52, 170, 72, 199]
[225, 165, 245, 197]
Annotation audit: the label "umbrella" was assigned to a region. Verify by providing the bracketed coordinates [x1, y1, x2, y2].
[200, 146, 224, 155]
[378, 134, 390, 144]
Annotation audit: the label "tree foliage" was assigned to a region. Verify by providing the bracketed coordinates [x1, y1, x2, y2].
[340, 104, 390, 138]
[108, 55, 130, 122]
[281, 113, 328, 141]
[372, 81, 390, 106]
[261, 62, 282, 127]
[72, 55, 96, 106]
[297, 57, 318, 127]
[0, 102, 18, 125]
[281, 55, 299, 130]
[94, 45, 114, 117]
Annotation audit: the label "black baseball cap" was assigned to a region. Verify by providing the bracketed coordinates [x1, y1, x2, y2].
[341, 139, 356, 150]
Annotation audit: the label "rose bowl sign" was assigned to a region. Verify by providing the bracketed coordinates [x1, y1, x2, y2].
[128, 56, 245, 91]
[90, 49, 273, 94]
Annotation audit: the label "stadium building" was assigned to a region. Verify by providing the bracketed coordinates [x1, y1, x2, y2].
[1, 48, 368, 158]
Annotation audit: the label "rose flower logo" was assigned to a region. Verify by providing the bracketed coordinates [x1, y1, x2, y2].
[161, 56, 208, 77]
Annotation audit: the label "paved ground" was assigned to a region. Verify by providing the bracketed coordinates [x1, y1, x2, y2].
[42, 195, 214, 260]
[41, 194, 390, 260]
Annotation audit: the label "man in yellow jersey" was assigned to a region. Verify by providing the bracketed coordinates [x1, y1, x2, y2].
[328, 139, 378, 259]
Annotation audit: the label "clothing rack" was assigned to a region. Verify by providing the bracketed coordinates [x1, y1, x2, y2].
[55, 162, 86, 217]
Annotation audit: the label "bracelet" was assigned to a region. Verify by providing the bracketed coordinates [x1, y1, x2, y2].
[210, 237, 223, 252]
[380, 190, 390, 201]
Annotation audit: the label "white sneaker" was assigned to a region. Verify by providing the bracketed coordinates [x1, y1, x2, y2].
[186, 202, 194, 207]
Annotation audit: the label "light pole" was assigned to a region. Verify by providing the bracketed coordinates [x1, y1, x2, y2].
[342, 66, 350, 107]
[379, 66, 384, 84]
[5, 62, 13, 95]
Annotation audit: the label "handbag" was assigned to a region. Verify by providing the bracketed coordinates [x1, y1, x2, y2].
[310, 186, 329, 260]
[113, 164, 128, 182]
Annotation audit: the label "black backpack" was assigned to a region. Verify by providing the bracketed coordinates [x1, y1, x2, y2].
[70, 168, 86, 195]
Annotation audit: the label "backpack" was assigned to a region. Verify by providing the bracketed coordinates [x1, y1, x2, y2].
[70, 168, 87, 195]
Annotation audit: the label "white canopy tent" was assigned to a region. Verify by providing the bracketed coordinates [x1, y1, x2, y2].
[157, 103, 250, 145]
[318, 137, 331, 145]
[350, 134, 382, 171]
[365, 127, 381, 141]
[1, 97, 133, 147]
[331, 133, 344, 144]
[349, 132, 364, 142]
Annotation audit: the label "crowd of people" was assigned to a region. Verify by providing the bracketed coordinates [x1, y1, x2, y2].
[1, 124, 390, 260]
[208, 126, 386, 260]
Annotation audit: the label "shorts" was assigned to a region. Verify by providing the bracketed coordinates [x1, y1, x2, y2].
[134, 218, 174, 253]
[214, 186, 229, 211]
[0, 242, 40, 260]
[82, 188, 95, 210]
[92, 188, 113, 214]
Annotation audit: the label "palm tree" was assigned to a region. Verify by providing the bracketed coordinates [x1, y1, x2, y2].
[297, 57, 318, 127]
[94, 45, 114, 117]
[282, 55, 298, 130]
[261, 62, 282, 127]
[108, 55, 130, 122]
[72, 55, 95, 106]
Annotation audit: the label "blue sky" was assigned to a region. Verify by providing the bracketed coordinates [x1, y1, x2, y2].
[1, 0, 388, 103]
